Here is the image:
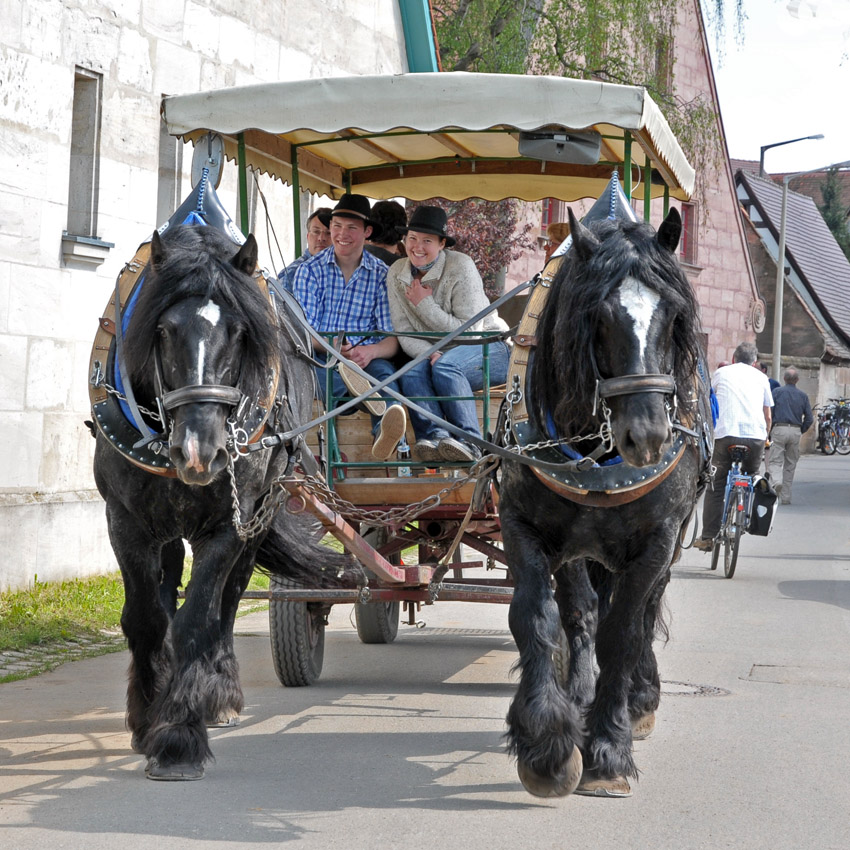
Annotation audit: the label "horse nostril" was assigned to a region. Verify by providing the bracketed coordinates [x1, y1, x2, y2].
[210, 448, 230, 475]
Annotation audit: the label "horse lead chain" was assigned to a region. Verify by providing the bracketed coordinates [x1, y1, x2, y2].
[228, 452, 500, 541]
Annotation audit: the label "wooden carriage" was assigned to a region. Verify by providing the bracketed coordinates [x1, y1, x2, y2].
[160, 72, 695, 684]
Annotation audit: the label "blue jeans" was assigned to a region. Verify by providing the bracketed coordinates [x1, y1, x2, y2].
[314, 356, 401, 435]
[400, 341, 509, 441]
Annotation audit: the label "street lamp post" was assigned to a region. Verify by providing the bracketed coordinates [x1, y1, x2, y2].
[759, 134, 824, 178]
[771, 158, 850, 382]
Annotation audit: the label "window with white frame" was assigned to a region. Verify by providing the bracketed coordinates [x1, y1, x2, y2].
[66, 67, 103, 238]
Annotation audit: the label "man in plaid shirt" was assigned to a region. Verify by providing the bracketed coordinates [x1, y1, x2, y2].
[294, 194, 407, 460]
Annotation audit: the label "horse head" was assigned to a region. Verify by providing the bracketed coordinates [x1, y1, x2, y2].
[533, 208, 701, 469]
[125, 226, 279, 486]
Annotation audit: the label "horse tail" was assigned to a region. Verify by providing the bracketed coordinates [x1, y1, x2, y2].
[254, 512, 359, 588]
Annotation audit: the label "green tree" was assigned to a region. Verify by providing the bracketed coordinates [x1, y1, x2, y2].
[818, 167, 850, 261]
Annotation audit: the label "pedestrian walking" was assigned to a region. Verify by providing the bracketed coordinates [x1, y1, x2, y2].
[768, 366, 813, 505]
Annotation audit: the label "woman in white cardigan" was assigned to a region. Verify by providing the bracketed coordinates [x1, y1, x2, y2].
[386, 206, 509, 463]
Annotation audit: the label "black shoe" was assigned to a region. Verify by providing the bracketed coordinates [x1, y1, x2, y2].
[438, 437, 481, 463]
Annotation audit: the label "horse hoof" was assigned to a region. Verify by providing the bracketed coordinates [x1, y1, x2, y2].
[575, 771, 632, 797]
[206, 713, 240, 729]
[631, 712, 656, 740]
[145, 758, 205, 781]
[517, 746, 583, 798]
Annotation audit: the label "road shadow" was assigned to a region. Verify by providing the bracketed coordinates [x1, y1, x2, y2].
[776, 579, 850, 611]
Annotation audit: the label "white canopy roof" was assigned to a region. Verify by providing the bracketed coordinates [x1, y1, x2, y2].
[162, 72, 694, 202]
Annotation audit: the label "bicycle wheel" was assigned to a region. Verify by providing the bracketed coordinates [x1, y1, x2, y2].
[710, 535, 721, 570]
[822, 427, 838, 455]
[724, 491, 743, 579]
[836, 425, 850, 455]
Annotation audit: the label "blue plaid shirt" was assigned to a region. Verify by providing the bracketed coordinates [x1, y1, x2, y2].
[293, 246, 391, 345]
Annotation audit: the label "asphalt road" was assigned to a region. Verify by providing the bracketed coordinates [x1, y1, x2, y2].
[1, 454, 848, 849]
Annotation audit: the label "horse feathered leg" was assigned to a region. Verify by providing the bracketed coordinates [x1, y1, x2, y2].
[578, 552, 673, 795]
[628, 567, 670, 739]
[204, 547, 259, 727]
[103, 499, 172, 754]
[142, 526, 246, 779]
[503, 519, 584, 798]
[553, 560, 598, 712]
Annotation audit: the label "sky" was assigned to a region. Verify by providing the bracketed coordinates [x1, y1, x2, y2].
[705, 0, 850, 175]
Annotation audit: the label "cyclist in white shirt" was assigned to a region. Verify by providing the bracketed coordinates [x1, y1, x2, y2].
[694, 342, 773, 551]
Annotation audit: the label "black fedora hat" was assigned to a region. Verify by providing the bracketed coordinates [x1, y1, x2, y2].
[330, 193, 382, 238]
[401, 205, 455, 247]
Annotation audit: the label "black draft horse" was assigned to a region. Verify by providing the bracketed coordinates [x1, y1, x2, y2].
[93, 224, 349, 780]
[500, 208, 710, 798]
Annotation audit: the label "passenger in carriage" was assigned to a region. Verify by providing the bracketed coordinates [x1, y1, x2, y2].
[278, 207, 332, 292]
[543, 220, 570, 264]
[386, 205, 509, 464]
[293, 193, 408, 461]
[365, 200, 407, 266]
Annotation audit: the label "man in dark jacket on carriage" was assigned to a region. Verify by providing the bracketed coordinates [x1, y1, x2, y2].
[293, 193, 407, 460]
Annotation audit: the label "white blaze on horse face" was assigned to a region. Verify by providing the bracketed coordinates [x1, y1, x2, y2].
[194, 300, 221, 383]
[618, 277, 661, 369]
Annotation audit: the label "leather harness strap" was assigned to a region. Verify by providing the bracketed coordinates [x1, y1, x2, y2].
[88, 245, 281, 477]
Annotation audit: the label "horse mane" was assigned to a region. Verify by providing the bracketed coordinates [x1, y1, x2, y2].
[124, 225, 280, 402]
[530, 217, 703, 437]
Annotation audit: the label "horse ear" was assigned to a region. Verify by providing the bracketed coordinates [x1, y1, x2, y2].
[568, 207, 599, 261]
[231, 234, 258, 276]
[150, 230, 165, 270]
[657, 208, 682, 253]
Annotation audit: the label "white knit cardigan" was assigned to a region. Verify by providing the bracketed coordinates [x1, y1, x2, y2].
[386, 250, 507, 358]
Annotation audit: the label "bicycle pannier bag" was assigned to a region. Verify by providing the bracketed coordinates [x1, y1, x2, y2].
[748, 476, 777, 536]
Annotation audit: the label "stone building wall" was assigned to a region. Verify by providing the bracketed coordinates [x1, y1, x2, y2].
[0, 0, 407, 590]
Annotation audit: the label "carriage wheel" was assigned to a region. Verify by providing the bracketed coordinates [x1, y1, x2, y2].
[354, 528, 400, 644]
[268, 575, 326, 686]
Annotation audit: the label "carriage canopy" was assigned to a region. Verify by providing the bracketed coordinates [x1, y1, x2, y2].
[160, 72, 695, 204]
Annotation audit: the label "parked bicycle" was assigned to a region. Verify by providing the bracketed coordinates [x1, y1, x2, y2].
[815, 398, 850, 455]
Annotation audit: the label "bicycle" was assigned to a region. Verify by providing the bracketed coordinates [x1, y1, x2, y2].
[710, 444, 755, 579]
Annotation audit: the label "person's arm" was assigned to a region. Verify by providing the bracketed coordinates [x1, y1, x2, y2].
[386, 268, 432, 359]
[292, 262, 325, 351]
[763, 405, 772, 433]
[408, 254, 489, 333]
[341, 335, 398, 368]
[801, 397, 814, 433]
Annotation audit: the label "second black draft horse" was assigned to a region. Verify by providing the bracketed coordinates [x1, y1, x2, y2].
[93, 224, 350, 780]
[500, 208, 711, 798]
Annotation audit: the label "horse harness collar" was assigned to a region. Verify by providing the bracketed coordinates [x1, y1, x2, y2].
[88, 241, 281, 477]
[503, 260, 692, 507]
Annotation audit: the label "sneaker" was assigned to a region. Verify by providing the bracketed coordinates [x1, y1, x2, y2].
[372, 405, 407, 460]
[438, 436, 481, 463]
[693, 537, 713, 553]
[412, 438, 441, 463]
[338, 361, 386, 417]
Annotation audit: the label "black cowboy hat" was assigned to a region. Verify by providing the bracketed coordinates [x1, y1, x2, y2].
[401, 205, 456, 247]
[330, 193, 382, 239]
